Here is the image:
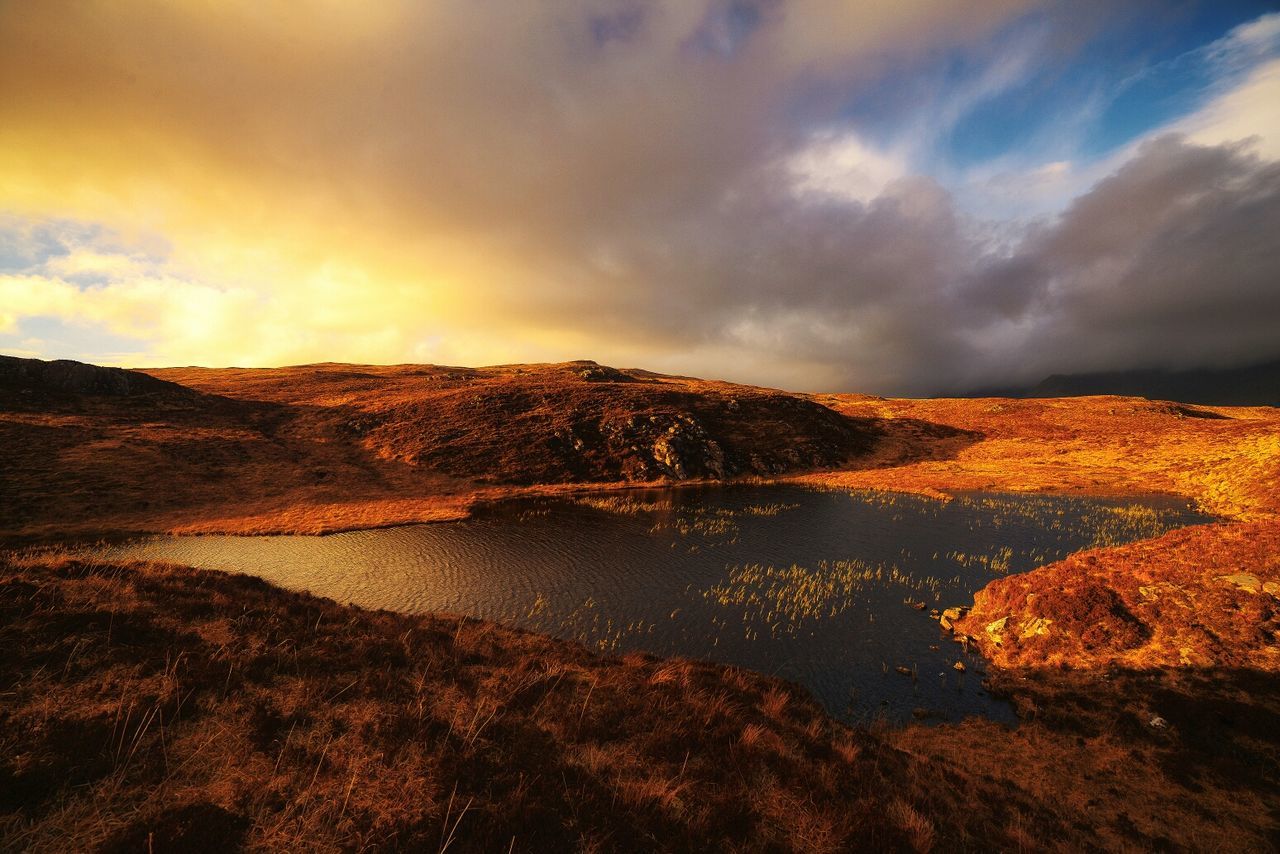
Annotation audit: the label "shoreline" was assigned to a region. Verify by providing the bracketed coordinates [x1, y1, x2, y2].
[1, 475, 1224, 547]
[3, 360, 1278, 848]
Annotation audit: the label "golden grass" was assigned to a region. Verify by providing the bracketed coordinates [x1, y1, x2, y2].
[790, 394, 1280, 672]
[805, 395, 1280, 521]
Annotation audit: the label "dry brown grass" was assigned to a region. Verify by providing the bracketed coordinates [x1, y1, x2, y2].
[806, 394, 1280, 521]
[0, 359, 885, 543]
[0, 555, 932, 852]
[954, 518, 1280, 671]
[4, 556, 1278, 851]
[888, 665, 1280, 853]
[800, 393, 1280, 673]
[887, 798, 935, 853]
[5, 357, 1280, 849]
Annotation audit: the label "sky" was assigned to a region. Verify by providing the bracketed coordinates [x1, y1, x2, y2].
[1, 1, 1278, 395]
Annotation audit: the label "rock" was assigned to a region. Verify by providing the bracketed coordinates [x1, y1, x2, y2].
[638, 415, 728, 480]
[1149, 715, 1168, 729]
[1018, 616, 1053, 640]
[1217, 572, 1263, 594]
[952, 661, 966, 673]
[939, 606, 968, 630]
[573, 363, 635, 383]
[984, 616, 1010, 646]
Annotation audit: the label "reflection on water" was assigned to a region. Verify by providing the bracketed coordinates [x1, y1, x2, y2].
[91, 486, 1210, 725]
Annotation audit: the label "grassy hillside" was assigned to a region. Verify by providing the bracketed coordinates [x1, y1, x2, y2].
[4, 355, 1280, 850]
[0, 358, 889, 541]
[3, 556, 1276, 852]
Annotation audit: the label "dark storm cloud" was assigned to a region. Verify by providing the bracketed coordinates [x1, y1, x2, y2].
[975, 135, 1280, 389]
[533, 134, 1280, 395]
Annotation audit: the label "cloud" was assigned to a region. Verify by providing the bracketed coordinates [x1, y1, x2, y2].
[986, 135, 1280, 380]
[1177, 57, 1280, 159]
[0, 2, 1278, 395]
[544, 130, 1280, 395]
[786, 132, 908, 204]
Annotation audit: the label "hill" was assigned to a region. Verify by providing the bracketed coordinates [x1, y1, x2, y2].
[0, 356, 897, 542]
[970, 358, 1280, 406]
[0, 354, 193, 399]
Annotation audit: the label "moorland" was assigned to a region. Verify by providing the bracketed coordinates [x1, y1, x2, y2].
[2, 354, 1278, 851]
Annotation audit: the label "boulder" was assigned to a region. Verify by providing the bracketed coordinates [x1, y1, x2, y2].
[1217, 572, 1263, 594]
[939, 606, 968, 631]
[1018, 616, 1053, 640]
[984, 616, 1010, 646]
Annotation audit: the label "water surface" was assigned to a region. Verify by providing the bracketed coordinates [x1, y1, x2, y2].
[93, 486, 1210, 724]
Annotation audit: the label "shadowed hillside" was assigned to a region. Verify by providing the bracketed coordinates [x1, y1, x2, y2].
[150, 360, 877, 484]
[0, 357, 900, 541]
[0, 355, 193, 399]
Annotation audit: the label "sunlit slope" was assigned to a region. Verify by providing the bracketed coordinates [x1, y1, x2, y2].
[804, 394, 1280, 671]
[810, 395, 1280, 521]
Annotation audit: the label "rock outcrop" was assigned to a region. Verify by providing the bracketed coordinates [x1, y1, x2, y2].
[346, 362, 878, 484]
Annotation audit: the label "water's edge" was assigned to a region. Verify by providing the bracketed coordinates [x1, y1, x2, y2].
[86, 485, 1212, 726]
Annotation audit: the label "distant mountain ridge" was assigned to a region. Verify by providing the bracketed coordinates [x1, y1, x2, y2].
[970, 359, 1280, 406]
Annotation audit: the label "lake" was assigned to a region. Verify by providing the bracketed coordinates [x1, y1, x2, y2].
[90, 485, 1211, 725]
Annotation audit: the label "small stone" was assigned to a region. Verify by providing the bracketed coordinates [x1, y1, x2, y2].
[953, 661, 966, 673]
[1149, 715, 1168, 729]
[939, 606, 968, 632]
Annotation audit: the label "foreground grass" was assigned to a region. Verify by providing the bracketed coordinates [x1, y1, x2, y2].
[4, 556, 1278, 851]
